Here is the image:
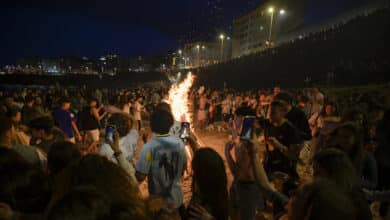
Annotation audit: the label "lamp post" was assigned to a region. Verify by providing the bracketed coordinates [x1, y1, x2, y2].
[268, 7, 275, 43]
[219, 34, 225, 62]
[268, 7, 285, 43]
[196, 45, 200, 67]
[201, 46, 205, 66]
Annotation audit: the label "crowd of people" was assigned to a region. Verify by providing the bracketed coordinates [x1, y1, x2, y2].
[0, 82, 389, 220]
[194, 84, 390, 220]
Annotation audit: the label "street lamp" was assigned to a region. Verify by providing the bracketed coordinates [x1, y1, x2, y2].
[219, 34, 225, 62]
[268, 7, 275, 43]
[196, 45, 201, 67]
[267, 7, 285, 43]
[178, 49, 182, 55]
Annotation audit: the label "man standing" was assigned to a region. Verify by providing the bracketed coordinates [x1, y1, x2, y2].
[80, 98, 107, 144]
[136, 109, 187, 219]
[225, 139, 266, 220]
[197, 94, 208, 130]
[133, 96, 144, 131]
[53, 98, 82, 143]
[21, 95, 38, 125]
[274, 92, 312, 141]
[232, 94, 242, 116]
[311, 86, 324, 115]
[263, 101, 303, 184]
[221, 94, 233, 129]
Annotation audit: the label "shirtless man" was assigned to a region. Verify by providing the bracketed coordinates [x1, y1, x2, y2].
[221, 94, 233, 130]
[197, 94, 208, 130]
[225, 138, 265, 220]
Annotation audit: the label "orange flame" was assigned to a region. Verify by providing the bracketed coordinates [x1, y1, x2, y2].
[168, 72, 195, 123]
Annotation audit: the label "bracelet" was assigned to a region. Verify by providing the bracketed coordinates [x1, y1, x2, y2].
[113, 151, 122, 157]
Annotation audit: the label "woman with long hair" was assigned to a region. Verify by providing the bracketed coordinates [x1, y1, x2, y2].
[327, 123, 364, 170]
[327, 122, 378, 189]
[312, 148, 372, 220]
[187, 148, 228, 220]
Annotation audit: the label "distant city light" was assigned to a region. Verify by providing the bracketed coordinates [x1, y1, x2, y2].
[219, 34, 225, 40]
[280, 9, 285, 15]
[268, 7, 274, 13]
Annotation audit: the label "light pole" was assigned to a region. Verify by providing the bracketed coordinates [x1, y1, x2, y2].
[201, 46, 205, 66]
[268, 7, 285, 44]
[268, 7, 275, 43]
[219, 34, 225, 62]
[196, 45, 200, 67]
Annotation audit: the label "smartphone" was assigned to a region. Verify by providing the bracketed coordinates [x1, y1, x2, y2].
[240, 116, 256, 140]
[105, 125, 116, 143]
[180, 122, 191, 140]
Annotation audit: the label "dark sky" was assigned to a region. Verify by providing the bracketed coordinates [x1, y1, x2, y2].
[0, 0, 372, 65]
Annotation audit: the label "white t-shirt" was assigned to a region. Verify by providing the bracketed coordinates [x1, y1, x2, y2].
[99, 129, 139, 163]
[136, 135, 187, 208]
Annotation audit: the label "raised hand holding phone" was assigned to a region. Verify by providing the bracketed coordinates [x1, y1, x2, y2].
[240, 116, 256, 140]
[105, 125, 116, 144]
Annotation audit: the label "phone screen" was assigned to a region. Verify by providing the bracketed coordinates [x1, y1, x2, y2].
[105, 125, 116, 143]
[240, 116, 256, 140]
[180, 122, 191, 140]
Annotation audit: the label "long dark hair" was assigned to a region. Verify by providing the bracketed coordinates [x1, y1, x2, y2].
[343, 108, 372, 143]
[191, 148, 228, 220]
[328, 123, 364, 172]
[313, 148, 357, 192]
[0, 148, 50, 213]
[53, 154, 148, 219]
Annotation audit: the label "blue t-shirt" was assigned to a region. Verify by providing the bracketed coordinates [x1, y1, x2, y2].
[53, 108, 76, 138]
[136, 135, 187, 209]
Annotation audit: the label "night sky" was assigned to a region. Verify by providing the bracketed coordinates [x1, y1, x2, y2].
[0, 0, 372, 66]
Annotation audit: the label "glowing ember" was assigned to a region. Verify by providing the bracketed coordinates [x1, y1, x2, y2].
[168, 72, 195, 123]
